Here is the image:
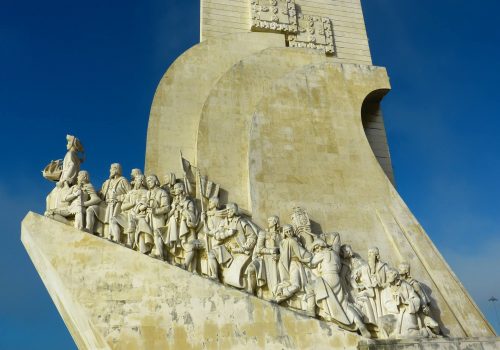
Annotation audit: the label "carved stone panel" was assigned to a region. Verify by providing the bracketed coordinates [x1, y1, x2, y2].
[250, 0, 298, 34]
[288, 14, 335, 55]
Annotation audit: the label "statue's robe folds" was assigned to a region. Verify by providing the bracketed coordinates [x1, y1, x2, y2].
[211, 216, 257, 288]
[60, 150, 80, 186]
[311, 250, 364, 329]
[46, 150, 82, 211]
[135, 187, 169, 248]
[198, 208, 225, 275]
[112, 188, 147, 230]
[365, 261, 390, 321]
[161, 197, 196, 243]
[100, 176, 131, 223]
[277, 237, 312, 310]
[381, 280, 421, 338]
[251, 229, 281, 295]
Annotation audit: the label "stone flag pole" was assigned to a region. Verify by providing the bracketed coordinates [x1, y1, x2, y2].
[23, 1, 499, 349]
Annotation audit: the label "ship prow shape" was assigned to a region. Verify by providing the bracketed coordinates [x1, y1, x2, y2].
[21, 212, 363, 350]
[25, 30, 499, 349]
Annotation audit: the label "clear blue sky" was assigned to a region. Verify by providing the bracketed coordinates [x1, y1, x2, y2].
[1, 1, 499, 348]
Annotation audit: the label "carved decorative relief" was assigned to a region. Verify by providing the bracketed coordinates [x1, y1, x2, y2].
[250, 0, 298, 34]
[41, 135, 444, 340]
[288, 14, 335, 55]
[249, 0, 335, 55]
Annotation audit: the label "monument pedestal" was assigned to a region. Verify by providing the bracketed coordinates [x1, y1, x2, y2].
[22, 212, 363, 349]
[25, 1, 498, 348]
[359, 337, 500, 350]
[22, 213, 500, 349]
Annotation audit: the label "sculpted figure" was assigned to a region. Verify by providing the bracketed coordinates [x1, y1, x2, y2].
[200, 197, 224, 238]
[380, 269, 421, 338]
[198, 197, 225, 275]
[340, 245, 377, 324]
[398, 262, 441, 336]
[134, 175, 169, 254]
[339, 244, 356, 295]
[87, 163, 131, 235]
[366, 247, 391, 321]
[109, 174, 147, 246]
[207, 203, 257, 284]
[155, 182, 198, 270]
[58, 135, 84, 188]
[130, 168, 143, 187]
[245, 215, 282, 297]
[274, 225, 314, 314]
[310, 240, 371, 338]
[45, 135, 85, 212]
[45, 170, 100, 230]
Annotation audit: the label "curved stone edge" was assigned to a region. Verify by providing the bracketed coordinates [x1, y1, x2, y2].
[246, 62, 495, 337]
[145, 32, 285, 177]
[388, 192, 498, 337]
[21, 212, 364, 350]
[21, 212, 111, 350]
[196, 47, 331, 210]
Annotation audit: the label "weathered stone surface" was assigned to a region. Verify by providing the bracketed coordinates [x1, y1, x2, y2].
[145, 32, 284, 178]
[200, 0, 373, 65]
[145, 39, 495, 338]
[358, 337, 500, 350]
[22, 212, 363, 350]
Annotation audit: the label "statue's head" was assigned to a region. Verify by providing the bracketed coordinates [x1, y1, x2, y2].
[146, 175, 160, 190]
[66, 134, 84, 152]
[267, 215, 279, 229]
[398, 262, 410, 277]
[173, 182, 185, 196]
[77, 170, 89, 184]
[134, 174, 146, 190]
[226, 203, 238, 218]
[131, 168, 142, 179]
[282, 224, 294, 238]
[368, 247, 380, 262]
[386, 268, 400, 285]
[109, 163, 122, 178]
[340, 244, 353, 259]
[208, 197, 219, 210]
[163, 173, 176, 187]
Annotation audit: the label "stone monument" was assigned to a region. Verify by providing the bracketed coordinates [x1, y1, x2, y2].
[22, 1, 499, 349]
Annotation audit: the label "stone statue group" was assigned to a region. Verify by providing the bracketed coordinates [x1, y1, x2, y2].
[43, 135, 442, 340]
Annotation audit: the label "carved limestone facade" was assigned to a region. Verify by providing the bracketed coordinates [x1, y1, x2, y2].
[41, 134, 450, 340]
[250, 0, 335, 55]
[250, 0, 297, 34]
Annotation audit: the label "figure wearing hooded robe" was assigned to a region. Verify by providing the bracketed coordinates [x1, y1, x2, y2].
[380, 269, 421, 338]
[398, 262, 441, 336]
